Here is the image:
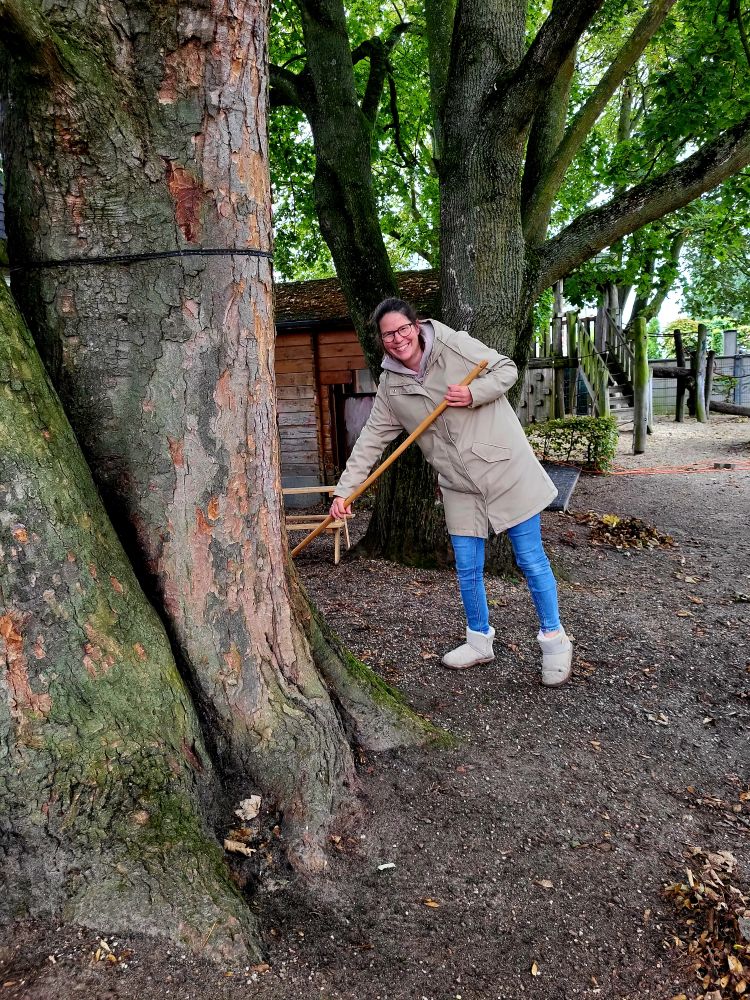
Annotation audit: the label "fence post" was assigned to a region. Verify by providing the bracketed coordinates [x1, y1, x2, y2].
[595, 300, 606, 354]
[567, 311, 578, 415]
[600, 369, 610, 416]
[694, 324, 708, 423]
[633, 316, 649, 454]
[674, 329, 686, 422]
[705, 349, 716, 416]
[723, 329, 738, 357]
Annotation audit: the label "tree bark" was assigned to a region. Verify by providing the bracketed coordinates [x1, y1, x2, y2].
[1, 0, 434, 898]
[0, 283, 258, 960]
[709, 400, 750, 416]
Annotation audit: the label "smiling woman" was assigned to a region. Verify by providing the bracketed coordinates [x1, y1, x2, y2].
[330, 297, 575, 686]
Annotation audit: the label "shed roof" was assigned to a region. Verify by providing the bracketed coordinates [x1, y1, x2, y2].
[274, 269, 441, 328]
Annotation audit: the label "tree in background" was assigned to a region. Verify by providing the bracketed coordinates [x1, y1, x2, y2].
[269, 0, 750, 567]
[0, 0, 435, 957]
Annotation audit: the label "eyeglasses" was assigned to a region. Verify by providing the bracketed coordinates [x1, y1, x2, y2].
[381, 322, 414, 343]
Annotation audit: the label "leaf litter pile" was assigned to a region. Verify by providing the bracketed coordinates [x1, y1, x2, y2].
[665, 846, 750, 999]
[572, 511, 676, 550]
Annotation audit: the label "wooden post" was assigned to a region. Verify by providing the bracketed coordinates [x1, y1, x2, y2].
[552, 285, 565, 419]
[566, 311, 578, 415]
[542, 321, 551, 358]
[600, 369, 610, 416]
[594, 298, 606, 354]
[694, 324, 708, 423]
[633, 316, 649, 454]
[704, 349, 716, 417]
[674, 329, 686, 422]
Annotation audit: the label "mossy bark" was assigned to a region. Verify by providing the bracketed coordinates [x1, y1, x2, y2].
[0, 282, 257, 961]
[0, 0, 434, 907]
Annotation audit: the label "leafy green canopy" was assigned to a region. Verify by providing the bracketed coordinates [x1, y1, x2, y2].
[560, 0, 750, 319]
[270, 0, 436, 280]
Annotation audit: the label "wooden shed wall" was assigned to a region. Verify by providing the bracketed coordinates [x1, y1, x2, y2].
[274, 332, 320, 489]
[315, 330, 368, 476]
[274, 326, 368, 488]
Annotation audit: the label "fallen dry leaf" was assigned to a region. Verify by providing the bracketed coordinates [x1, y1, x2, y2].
[729, 955, 745, 976]
[422, 898, 440, 908]
[535, 879, 554, 889]
[688, 595, 704, 605]
[676, 609, 693, 618]
[224, 838, 256, 857]
[530, 961, 541, 976]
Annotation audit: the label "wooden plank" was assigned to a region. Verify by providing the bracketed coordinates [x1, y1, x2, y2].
[320, 370, 354, 385]
[275, 372, 315, 387]
[275, 345, 315, 361]
[276, 385, 316, 399]
[317, 343, 367, 360]
[275, 359, 316, 374]
[278, 411, 318, 427]
[280, 429, 318, 443]
[318, 356, 363, 373]
[280, 464, 323, 476]
[275, 332, 314, 347]
[277, 398, 318, 413]
[317, 331, 360, 346]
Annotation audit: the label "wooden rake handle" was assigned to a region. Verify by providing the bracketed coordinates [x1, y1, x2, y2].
[290, 359, 488, 559]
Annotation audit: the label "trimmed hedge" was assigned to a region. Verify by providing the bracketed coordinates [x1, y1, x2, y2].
[524, 415, 619, 472]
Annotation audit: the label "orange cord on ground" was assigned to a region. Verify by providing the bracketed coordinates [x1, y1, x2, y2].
[606, 460, 750, 476]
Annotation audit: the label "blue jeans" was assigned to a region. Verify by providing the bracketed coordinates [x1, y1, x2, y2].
[450, 514, 561, 634]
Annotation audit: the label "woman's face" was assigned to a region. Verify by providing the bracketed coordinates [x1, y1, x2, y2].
[380, 311, 422, 370]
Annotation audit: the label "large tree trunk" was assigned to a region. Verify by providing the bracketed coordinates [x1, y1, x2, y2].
[1, 0, 434, 894]
[435, 7, 533, 575]
[0, 282, 257, 960]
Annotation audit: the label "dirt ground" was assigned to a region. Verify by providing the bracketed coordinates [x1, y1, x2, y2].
[2, 415, 749, 1000]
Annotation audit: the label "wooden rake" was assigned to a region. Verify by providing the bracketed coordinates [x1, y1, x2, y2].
[290, 359, 488, 558]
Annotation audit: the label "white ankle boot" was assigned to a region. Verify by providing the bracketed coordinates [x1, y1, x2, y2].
[442, 626, 496, 670]
[537, 629, 573, 686]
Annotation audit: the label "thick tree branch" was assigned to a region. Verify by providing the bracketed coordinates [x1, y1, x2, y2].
[269, 62, 308, 109]
[385, 71, 417, 167]
[534, 113, 750, 295]
[424, 0, 458, 164]
[499, 0, 604, 134]
[521, 47, 576, 246]
[524, 0, 676, 239]
[359, 22, 411, 126]
[0, 0, 61, 75]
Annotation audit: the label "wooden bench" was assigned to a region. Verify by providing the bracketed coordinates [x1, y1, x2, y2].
[282, 486, 353, 565]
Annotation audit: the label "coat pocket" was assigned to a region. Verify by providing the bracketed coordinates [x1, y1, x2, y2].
[471, 442, 511, 462]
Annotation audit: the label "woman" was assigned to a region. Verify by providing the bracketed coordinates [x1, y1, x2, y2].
[330, 298, 572, 687]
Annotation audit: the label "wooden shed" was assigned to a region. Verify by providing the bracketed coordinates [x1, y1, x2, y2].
[274, 271, 440, 502]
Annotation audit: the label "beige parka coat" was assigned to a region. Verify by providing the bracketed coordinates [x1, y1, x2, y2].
[333, 320, 557, 537]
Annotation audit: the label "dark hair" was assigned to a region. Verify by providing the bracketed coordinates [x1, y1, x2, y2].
[369, 297, 418, 351]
